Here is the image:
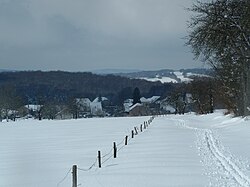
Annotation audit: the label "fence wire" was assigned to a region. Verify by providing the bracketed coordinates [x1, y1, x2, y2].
[101, 153, 114, 165]
[117, 137, 126, 147]
[56, 168, 71, 187]
[77, 158, 98, 172]
[56, 116, 156, 186]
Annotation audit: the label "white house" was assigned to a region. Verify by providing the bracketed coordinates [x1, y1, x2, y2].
[75, 98, 104, 116]
[90, 102, 103, 116]
[76, 98, 91, 111]
[123, 99, 133, 112]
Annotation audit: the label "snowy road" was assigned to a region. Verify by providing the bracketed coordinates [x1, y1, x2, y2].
[0, 112, 250, 187]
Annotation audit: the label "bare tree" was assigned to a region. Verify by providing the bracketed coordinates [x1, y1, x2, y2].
[167, 85, 187, 115]
[41, 101, 58, 120]
[187, 0, 250, 116]
[0, 85, 23, 121]
[188, 78, 214, 114]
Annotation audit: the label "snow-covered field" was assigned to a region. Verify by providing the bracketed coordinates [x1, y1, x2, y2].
[138, 71, 193, 83]
[1, 111, 250, 187]
[139, 76, 178, 83]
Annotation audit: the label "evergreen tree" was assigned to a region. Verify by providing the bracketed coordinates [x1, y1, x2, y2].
[133, 87, 141, 105]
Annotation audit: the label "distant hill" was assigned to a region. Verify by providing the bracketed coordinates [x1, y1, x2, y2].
[0, 69, 14, 72]
[91, 69, 141, 75]
[0, 69, 213, 105]
[0, 71, 174, 105]
[115, 68, 213, 83]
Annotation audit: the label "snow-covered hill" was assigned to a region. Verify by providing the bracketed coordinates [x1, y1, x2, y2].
[115, 68, 212, 83]
[0, 111, 249, 187]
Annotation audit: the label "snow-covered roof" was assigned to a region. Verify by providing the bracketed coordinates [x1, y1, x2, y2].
[140, 96, 160, 103]
[76, 98, 91, 104]
[124, 103, 133, 112]
[129, 103, 143, 112]
[140, 97, 147, 103]
[92, 97, 108, 103]
[25, 105, 42, 111]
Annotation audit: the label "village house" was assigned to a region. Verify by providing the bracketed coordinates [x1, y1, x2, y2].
[76, 97, 106, 117]
[124, 96, 162, 116]
[128, 103, 149, 116]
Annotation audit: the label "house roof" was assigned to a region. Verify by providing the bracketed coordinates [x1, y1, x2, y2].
[76, 98, 91, 104]
[140, 96, 160, 103]
[92, 97, 108, 103]
[129, 103, 143, 112]
[24, 105, 42, 111]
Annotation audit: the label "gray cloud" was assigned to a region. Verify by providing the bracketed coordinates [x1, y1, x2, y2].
[0, 0, 200, 71]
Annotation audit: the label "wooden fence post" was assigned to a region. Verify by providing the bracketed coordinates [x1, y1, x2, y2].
[125, 136, 128, 145]
[132, 130, 134, 138]
[113, 142, 117, 158]
[72, 165, 77, 187]
[134, 127, 138, 135]
[140, 124, 143, 132]
[98, 151, 101, 168]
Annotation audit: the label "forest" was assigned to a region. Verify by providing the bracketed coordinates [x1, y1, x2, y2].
[0, 70, 174, 106]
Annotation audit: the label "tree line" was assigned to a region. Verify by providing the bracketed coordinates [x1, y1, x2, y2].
[0, 71, 175, 121]
[0, 71, 233, 121]
[0, 71, 174, 105]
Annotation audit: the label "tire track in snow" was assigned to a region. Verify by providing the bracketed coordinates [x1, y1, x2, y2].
[204, 130, 250, 187]
[173, 118, 250, 187]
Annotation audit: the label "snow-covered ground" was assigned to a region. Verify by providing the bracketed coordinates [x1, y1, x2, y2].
[139, 76, 178, 83]
[138, 71, 194, 83]
[173, 71, 193, 83]
[0, 111, 250, 187]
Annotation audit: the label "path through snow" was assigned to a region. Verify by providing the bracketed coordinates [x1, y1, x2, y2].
[172, 116, 250, 187]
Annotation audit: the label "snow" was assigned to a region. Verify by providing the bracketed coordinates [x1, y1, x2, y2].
[186, 72, 209, 78]
[139, 77, 178, 83]
[161, 105, 175, 113]
[76, 98, 91, 105]
[128, 103, 143, 111]
[140, 96, 160, 103]
[173, 71, 192, 82]
[24, 104, 42, 111]
[90, 102, 103, 115]
[138, 72, 209, 83]
[1, 111, 250, 187]
[123, 103, 132, 112]
[92, 97, 108, 103]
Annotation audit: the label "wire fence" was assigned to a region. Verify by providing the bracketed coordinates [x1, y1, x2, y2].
[56, 116, 156, 187]
[77, 158, 98, 172]
[56, 168, 72, 187]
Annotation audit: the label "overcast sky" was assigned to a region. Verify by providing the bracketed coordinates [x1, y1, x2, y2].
[0, 0, 204, 72]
